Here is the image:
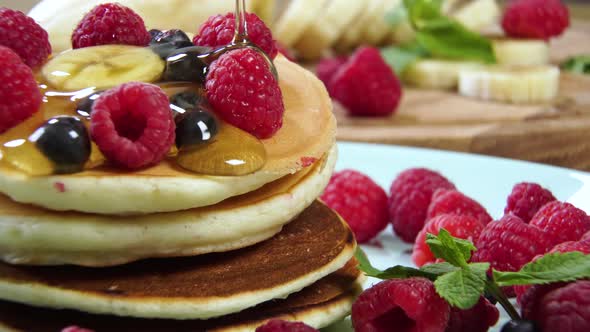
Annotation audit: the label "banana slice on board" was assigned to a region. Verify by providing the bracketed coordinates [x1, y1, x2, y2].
[42, 45, 165, 91]
[458, 65, 560, 104]
[404, 59, 484, 89]
[273, 0, 329, 47]
[492, 39, 549, 67]
[363, 0, 399, 46]
[452, 0, 500, 31]
[335, 0, 382, 52]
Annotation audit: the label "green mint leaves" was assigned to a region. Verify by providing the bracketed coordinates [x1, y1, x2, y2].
[380, 43, 427, 75]
[426, 229, 475, 268]
[562, 55, 590, 74]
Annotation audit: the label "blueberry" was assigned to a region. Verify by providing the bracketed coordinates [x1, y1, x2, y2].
[29, 116, 91, 174]
[501, 320, 541, 332]
[170, 91, 207, 114]
[163, 46, 212, 83]
[75, 92, 101, 119]
[175, 110, 218, 149]
[149, 29, 194, 59]
[149, 29, 162, 40]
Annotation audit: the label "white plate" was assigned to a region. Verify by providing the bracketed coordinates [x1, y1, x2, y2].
[323, 142, 590, 332]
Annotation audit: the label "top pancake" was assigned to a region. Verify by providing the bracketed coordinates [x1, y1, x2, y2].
[0, 57, 335, 214]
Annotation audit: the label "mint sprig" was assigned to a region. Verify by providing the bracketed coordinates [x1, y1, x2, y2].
[561, 55, 590, 74]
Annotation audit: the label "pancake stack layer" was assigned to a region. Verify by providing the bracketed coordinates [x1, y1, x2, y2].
[0, 57, 361, 331]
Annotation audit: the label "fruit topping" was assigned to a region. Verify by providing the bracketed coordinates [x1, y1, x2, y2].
[0, 7, 51, 68]
[206, 48, 284, 139]
[76, 92, 101, 119]
[329, 47, 402, 117]
[169, 91, 207, 115]
[351, 277, 450, 332]
[315, 55, 348, 90]
[320, 170, 389, 243]
[175, 110, 218, 150]
[149, 29, 194, 59]
[194, 12, 278, 59]
[0, 46, 42, 134]
[255, 319, 318, 332]
[500, 320, 540, 332]
[504, 182, 556, 223]
[389, 168, 456, 243]
[529, 280, 590, 332]
[71, 3, 150, 49]
[163, 46, 210, 83]
[502, 0, 570, 40]
[29, 116, 91, 174]
[61, 326, 95, 332]
[427, 189, 493, 226]
[42, 45, 165, 91]
[90, 82, 175, 169]
[529, 201, 590, 246]
[447, 297, 500, 332]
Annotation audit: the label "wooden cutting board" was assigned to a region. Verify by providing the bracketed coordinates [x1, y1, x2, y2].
[335, 22, 590, 171]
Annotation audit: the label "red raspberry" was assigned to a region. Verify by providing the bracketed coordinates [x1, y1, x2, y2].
[389, 168, 456, 243]
[533, 281, 590, 332]
[530, 201, 590, 246]
[583, 230, 590, 242]
[61, 327, 95, 332]
[320, 170, 389, 243]
[71, 3, 150, 49]
[276, 43, 296, 62]
[446, 297, 499, 332]
[412, 214, 485, 267]
[206, 48, 284, 139]
[504, 182, 556, 223]
[90, 82, 175, 169]
[351, 278, 450, 332]
[255, 319, 318, 332]
[329, 47, 402, 117]
[502, 0, 570, 40]
[0, 46, 41, 134]
[427, 189, 492, 226]
[193, 12, 277, 59]
[315, 56, 348, 91]
[0, 8, 51, 68]
[519, 282, 568, 320]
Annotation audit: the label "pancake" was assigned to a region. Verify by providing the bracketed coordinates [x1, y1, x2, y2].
[0, 201, 355, 320]
[0, 56, 336, 215]
[0, 146, 336, 267]
[0, 260, 363, 332]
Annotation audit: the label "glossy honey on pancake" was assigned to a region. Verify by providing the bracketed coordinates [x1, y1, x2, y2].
[0, 201, 356, 320]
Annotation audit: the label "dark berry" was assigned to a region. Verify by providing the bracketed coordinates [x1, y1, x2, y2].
[447, 297, 499, 332]
[75, 92, 101, 119]
[175, 110, 218, 149]
[149, 29, 194, 59]
[169, 91, 207, 114]
[255, 319, 318, 332]
[29, 116, 91, 174]
[149, 29, 162, 39]
[164, 46, 211, 83]
[500, 320, 540, 332]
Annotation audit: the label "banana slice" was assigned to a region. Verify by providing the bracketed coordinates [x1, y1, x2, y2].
[458, 65, 560, 104]
[492, 39, 549, 67]
[42, 45, 165, 91]
[452, 0, 500, 32]
[404, 59, 484, 89]
[273, 0, 329, 47]
[363, 0, 399, 46]
[335, 0, 381, 52]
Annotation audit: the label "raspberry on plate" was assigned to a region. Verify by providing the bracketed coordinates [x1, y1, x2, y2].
[518, 282, 568, 321]
[583, 230, 590, 242]
[0, 46, 42, 134]
[315, 56, 348, 91]
[427, 189, 492, 226]
[72, 3, 151, 49]
[533, 281, 590, 332]
[255, 319, 318, 332]
[61, 326, 95, 332]
[351, 278, 450, 332]
[389, 168, 456, 243]
[193, 12, 277, 59]
[206, 48, 284, 139]
[0, 8, 51, 68]
[446, 297, 499, 332]
[502, 0, 570, 40]
[90, 82, 175, 169]
[412, 214, 485, 267]
[530, 201, 590, 246]
[320, 169, 389, 243]
[329, 47, 402, 117]
[504, 182, 556, 223]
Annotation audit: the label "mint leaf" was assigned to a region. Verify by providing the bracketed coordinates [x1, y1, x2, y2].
[381, 43, 428, 74]
[355, 247, 442, 280]
[426, 229, 475, 267]
[421, 262, 459, 275]
[562, 55, 590, 74]
[434, 268, 485, 309]
[494, 252, 590, 287]
[355, 247, 385, 277]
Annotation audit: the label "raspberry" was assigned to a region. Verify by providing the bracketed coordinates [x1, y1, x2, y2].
[351, 278, 449, 332]
[329, 47, 402, 117]
[427, 189, 492, 226]
[90, 82, 175, 169]
[533, 281, 590, 332]
[389, 168, 456, 243]
[519, 282, 568, 321]
[255, 320, 318, 332]
[504, 182, 556, 223]
[316, 56, 348, 91]
[502, 0, 570, 40]
[412, 214, 485, 267]
[206, 48, 284, 139]
[583, 230, 590, 242]
[71, 3, 150, 49]
[320, 170, 389, 243]
[530, 201, 590, 246]
[0, 8, 51, 68]
[0, 46, 41, 134]
[193, 12, 277, 59]
[61, 327, 95, 332]
[446, 297, 499, 332]
[276, 43, 296, 62]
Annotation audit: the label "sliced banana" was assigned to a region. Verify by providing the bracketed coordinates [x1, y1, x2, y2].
[451, 0, 500, 32]
[404, 59, 484, 89]
[492, 39, 549, 67]
[273, 0, 329, 47]
[458, 65, 560, 104]
[335, 0, 381, 52]
[42, 45, 165, 91]
[363, 0, 400, 46]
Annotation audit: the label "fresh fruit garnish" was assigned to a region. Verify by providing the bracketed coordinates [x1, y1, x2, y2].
[0, 46, 41, 134]
[61, 326, 95, 332]
[389, 168, 456, 243]
[529, 201, 590, 246]
[500, 320, 540, 332]
[329, 47, 402, 117]
[315, 55, 348, 90]
[447, 296, 499, 332]
[71, 3, 150, 49]
[75, 92, 102, 119]
[502, 0, 570, 40]
[163, 46, 211, 83]
[427, 189, 493, 226]
[29, 116, 91, 174]
[194, 12, 278, 59]
[206, 47, 284, 139]
[561, 55, 590, 75]
[149, 29, 194, 59]
[90, 82, 175, 169]
[169, 91, 207, 115]
[175, 110, 218, 150]
[492, 39, 549, 67]
[403, 59, 483, 89]
[504, 182, 556, 223]
[0, 7, 51, 68]
[42, 45, 165, 91]
[320, 170, 389, 243]
[255, 319, 318, 332]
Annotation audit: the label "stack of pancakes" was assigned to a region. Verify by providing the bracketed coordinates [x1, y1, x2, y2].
[0, 57, 362, 331]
